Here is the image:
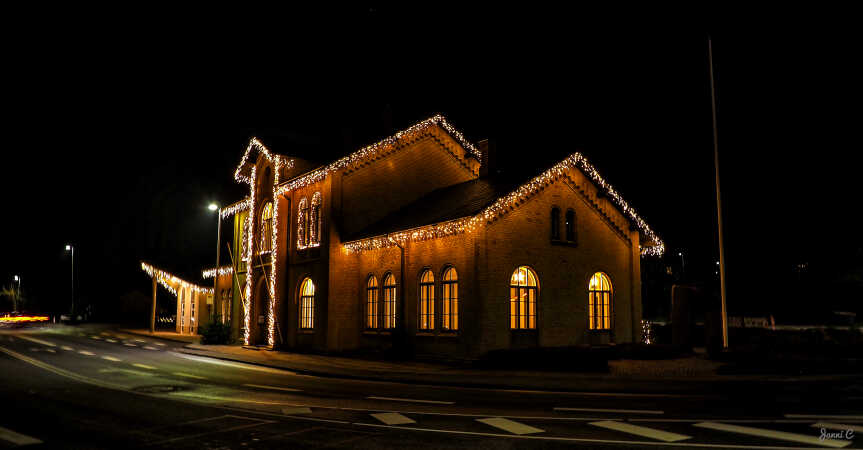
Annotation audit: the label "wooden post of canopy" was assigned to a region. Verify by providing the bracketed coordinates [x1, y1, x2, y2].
[150, 277, 157, 333]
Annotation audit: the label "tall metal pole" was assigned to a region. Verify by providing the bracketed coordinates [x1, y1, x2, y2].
[150, 277, 157, 333]
[709, 37, 729, 349]
[214, 210, 222, 321]
[70, 246, 75, 316]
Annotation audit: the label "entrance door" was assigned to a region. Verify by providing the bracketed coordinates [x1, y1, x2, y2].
[255, 279, 270, 345]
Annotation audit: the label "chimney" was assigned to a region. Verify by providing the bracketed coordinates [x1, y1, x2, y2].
[478, 139, 497, 177]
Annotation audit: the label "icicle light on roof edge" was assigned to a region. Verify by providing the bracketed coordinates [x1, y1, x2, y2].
[342, 152, 665, 257]
[141, 262, 213, 296]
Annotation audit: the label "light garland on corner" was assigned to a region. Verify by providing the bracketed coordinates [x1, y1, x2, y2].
[241, 166, 257, 345]
[141, 262, 213, 297]
[234, 137, 295, 184]
[342, 152, 665, 256]
[202, 266, 233, 279]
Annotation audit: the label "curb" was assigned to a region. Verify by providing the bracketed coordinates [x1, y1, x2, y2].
[118, 329, 201, 345]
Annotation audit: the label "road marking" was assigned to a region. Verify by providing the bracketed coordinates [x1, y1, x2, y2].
[476, 417, 544, 435]
[143, 346, 159, 350]
[16, 335, 56, 347]
[590, 420, 690, 442]
[29, 347, 55, 353]
[105, 339, 117, 343]
[812, 422, 863, 433]
[102, 356, 122, 362]
[79, 350, 95, 356]
[173, 353, 296, 375]
[124, 343, 137, 347]
[243, 383, 302, 392]
[555, 407, 664, 415]
[134, 339, 146, 343]
[694, 422, 851, 448]
[155, 342, 165, 346]
[0, 426, 43, 446]
[61, 346, 74, 351]
[785, 414, 863, 420]
[371, 412, 415, 425]
[90, 335, 102, 340]
[173, 372, 207, 380]
[133, 363, 157, 370]
[366, 396, 454, 405]
[282, 407, 313, 415]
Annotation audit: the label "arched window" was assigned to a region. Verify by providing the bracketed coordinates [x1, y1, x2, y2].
[442, 267, 458, 331]
[418, 269, 435, 330]
[310, 192, 322, 246]
[297, 197, 308, 249]
[260, 201, 273, 252]
[565, 209, 576, 242]
[589, 272, 612, 330]
[550, 207, 561, 240]
[299, 278, 315, 329]
[510, 266, 538, 329]
[366, 275, 378, 329]
[383, 273, 397, 329]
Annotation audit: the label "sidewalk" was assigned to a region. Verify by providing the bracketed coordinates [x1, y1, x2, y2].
[120, 329, 201, 345]
[175, 343, 833, 393]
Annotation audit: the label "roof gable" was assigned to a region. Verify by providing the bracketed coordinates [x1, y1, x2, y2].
[234, 137, 295, 184]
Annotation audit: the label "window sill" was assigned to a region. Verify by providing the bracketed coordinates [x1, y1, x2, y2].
[550, 239, 578, 247]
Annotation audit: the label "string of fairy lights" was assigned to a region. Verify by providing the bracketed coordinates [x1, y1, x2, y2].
[223, 114, 663, 345]
[141, 262, 213, 297]
[202, 266, 233, 279]
[342, 151, 664, 256]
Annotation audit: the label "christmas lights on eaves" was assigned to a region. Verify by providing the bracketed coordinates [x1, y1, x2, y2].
[141, 262, 213, 297]
[342, 152, 665, 256]
[234, 137, 295, 185]
[273, 115, 481, 197]
[202, 266, 233, 279]
[220, 199, 250, 219]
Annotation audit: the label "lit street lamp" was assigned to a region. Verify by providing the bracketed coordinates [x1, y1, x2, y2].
[65, 244, 74, 316]
[12, 275, 20, 311]
[208, 203, 221, 321]
[678, 251, 685, 278]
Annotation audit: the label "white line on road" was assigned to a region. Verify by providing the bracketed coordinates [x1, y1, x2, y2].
[79, 350, 95, 356]
[133, 363, 157, 370]
[371, 412, 416, 425]
[476, 417, 544, 435]
[173, 372, 207, 380]
[366, 396, 454, 405]
[0, 426, 43, 446]
[243, 384, 302, 392]
[90, 335, 102, 340]
[143, 346, 159, 350]
[173, 353, 296, 375]
[155, 342, 165, 346]
[590, 420, 690, 442]
[134, 339, 146, 343]
[282, 407, 313, 415]
[812, 422, 863, 433]
[16, 335, 56, 347]
[785, 414, 863, 420]
[124, 343, 137, 347]
[61, 346, 74, 351]
[102, 356, 122, 362]
[105, 339, 117, 343]
[694, 422, 851, 448]
[555, 407, 664, 415]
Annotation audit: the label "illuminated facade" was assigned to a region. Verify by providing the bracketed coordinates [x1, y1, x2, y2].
[211, 115, 663, 357]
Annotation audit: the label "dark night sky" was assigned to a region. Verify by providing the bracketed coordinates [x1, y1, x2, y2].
[2, 8, 859, 320]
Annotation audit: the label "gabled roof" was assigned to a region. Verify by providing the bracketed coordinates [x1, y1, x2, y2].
[343, 152, 665, 257]
[233, 138, 295, 184]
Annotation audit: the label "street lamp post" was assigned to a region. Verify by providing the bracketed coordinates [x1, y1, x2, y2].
[209, 203, 221, 322]
[13, 275, 20, 311]
[65, 245, 74, 316]
[678, 251, 685, 278]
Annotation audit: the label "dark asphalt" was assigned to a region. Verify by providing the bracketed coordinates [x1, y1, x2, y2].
[1, 324, 861, 449]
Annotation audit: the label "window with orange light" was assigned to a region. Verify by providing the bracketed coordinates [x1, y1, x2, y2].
[588, 272, 612, 330]
[509, 266, 538, 329]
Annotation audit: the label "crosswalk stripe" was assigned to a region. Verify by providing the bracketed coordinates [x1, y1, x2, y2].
[79, 350, 95, 356]
[0, 426, 43, 445]
[371, 412, 415, 425]
[589, 420, 690, 442]
[101, 356, 122, 362]
[695, 422, 851, 448]
[812, 422, 863, 433]
[476, 418, 543, 435]
[133, 363, 157, 370]
[61, 346, 74, 351]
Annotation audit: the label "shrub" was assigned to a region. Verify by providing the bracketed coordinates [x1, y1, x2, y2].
[199, 318, 232, 345]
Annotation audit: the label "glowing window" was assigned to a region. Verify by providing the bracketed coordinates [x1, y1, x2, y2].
[551, 207, 561, 240]
[565, 209, 576, 242]
[509, 266, 538, 329]
[418, 269, 435, 330]
[383, 273, 396, 329]
[588, 272, 612, 330]
[441, 267, 458, 331]
[260, 201, 273, 252]
[300, 278, 315, 329]
[366, 276, 378, 329]
[297, 197, 308, 249]
[310, 192, 322, 246]
[179, 289, 186, 332]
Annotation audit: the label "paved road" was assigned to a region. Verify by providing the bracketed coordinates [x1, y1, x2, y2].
[1, 324, 861, 449]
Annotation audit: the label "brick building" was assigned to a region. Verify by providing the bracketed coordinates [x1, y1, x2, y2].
[206, 115, 664, 358]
